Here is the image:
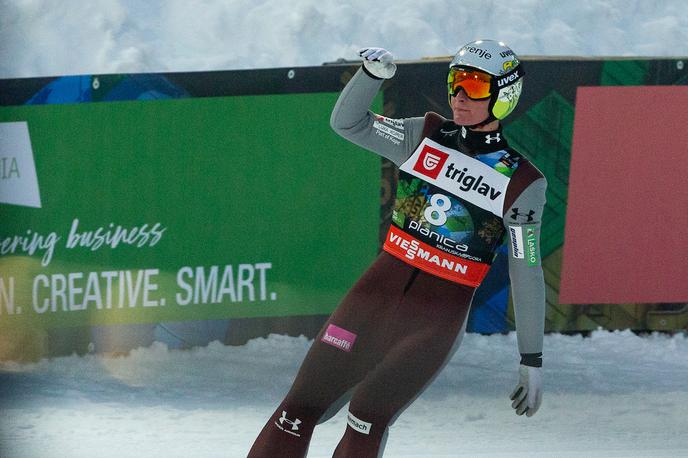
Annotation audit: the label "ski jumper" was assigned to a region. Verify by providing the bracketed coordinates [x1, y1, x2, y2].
[248, 67, 547, 458]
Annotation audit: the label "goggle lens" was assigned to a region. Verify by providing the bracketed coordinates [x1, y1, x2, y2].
[447, 68, 493, 100]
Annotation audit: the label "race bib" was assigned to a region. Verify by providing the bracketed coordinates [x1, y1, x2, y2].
[383, 138, 518, 286]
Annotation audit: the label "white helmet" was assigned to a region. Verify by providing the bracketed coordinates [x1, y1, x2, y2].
[449, 39, 524, 122]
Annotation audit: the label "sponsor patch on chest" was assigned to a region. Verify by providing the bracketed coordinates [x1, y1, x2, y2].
[401, 138, 510, 216]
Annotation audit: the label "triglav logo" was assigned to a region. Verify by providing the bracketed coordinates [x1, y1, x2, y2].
[424, 154, 441, 169]
[0, 122, 42, 208]
[413, 145, 449, 179]
[275, 411, 302, 437]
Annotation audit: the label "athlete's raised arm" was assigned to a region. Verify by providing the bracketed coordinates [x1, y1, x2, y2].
[330, 47, 425, 166]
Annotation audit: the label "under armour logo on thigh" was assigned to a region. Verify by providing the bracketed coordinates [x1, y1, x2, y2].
[275, 411, 302, 437]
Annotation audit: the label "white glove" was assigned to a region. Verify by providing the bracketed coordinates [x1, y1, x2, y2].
[510, 364, 543, 417]
[358, 47, 397, 79]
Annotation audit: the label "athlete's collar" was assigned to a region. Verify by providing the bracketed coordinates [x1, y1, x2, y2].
[458, 125, 508, 153]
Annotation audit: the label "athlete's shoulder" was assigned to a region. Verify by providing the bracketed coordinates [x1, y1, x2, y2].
[421, 112, 451, 137]
[502, 148, 547, 212]
[516, 161, 546, 186]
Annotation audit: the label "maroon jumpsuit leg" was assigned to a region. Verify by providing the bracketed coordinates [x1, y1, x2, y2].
[247, 253, 416, 458]
[333, 270, 475, 458]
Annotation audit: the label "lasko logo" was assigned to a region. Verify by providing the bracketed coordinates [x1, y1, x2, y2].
[412, 145, 449, 179]
[347, 411, 372, 435]
[0, 122, 41, 208]
[321, 324, 357, 352]
[275, 411, 302, 437]
[525, 225, 538, 266]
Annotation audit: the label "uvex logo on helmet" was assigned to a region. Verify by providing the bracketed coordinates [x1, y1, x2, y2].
[497, 70, 520, 88]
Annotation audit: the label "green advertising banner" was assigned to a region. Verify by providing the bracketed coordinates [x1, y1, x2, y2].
[0, 93, 381, 332]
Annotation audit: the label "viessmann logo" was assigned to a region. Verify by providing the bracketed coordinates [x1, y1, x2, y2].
[412, 144, 449, 179]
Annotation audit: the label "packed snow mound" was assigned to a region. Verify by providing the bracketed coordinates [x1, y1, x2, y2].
[2, 0, 688, 78]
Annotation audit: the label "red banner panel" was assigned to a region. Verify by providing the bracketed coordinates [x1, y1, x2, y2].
[560, 86, 688, 304]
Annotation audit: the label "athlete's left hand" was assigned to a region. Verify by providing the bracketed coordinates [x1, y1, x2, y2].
[510, 364, 542, 417]
[358, 47, 397, 79]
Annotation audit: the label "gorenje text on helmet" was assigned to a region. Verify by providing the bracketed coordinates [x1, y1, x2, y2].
[463, 46, 492, 60]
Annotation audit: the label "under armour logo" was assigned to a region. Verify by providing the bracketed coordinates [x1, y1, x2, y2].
[510, 208, 535, 222]
[485, 133, 501, 144]
[275, 411, 302, 437]
[278, 411, 302, 431]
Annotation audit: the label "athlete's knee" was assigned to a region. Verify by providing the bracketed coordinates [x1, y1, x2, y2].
[248, 404, 318, 458]
[346, 408, 381, 437]
[317, 388, 354, 425]
[278, 397, 327, 427]
[333, 408, 389, 458]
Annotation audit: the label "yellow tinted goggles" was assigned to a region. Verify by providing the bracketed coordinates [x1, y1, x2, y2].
[447, 67, 493, 100]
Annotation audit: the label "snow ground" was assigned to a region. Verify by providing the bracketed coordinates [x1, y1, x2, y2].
[2, 330, 687, 457]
